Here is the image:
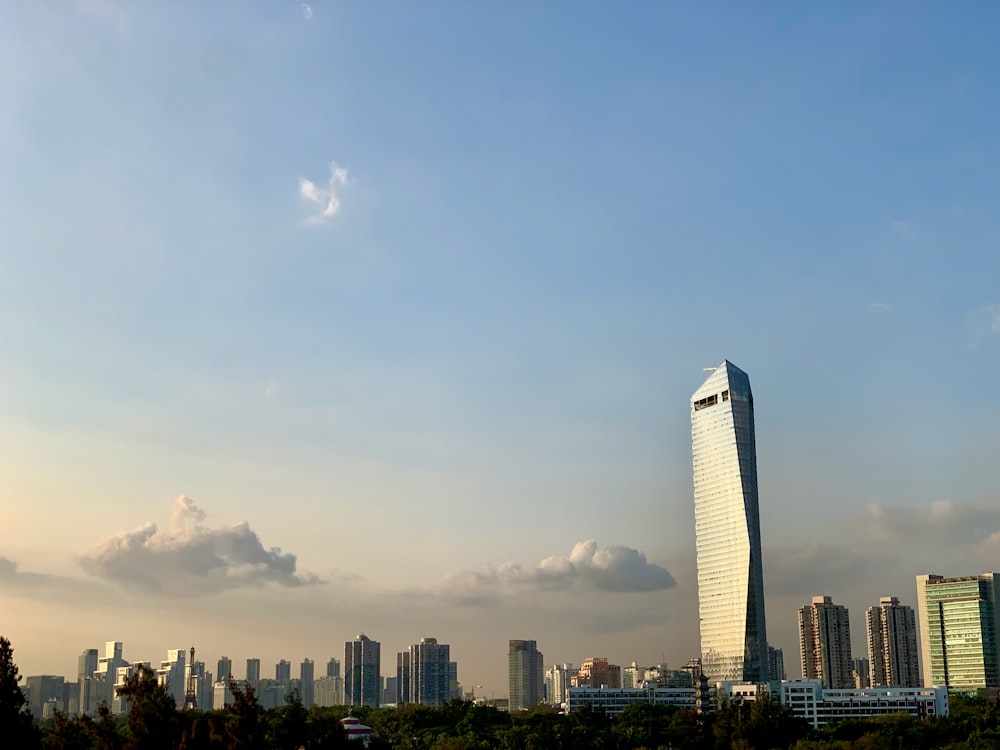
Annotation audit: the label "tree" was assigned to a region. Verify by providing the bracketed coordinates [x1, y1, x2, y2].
[116, 664, 180, 750]
[225, 679, 267, 750]
[0, 635, 41, 749]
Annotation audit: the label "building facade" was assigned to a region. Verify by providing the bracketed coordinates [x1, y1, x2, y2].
[246, 658, 261, 694]
[345, 634, 381, 708]
[571, 658, 621, 689]
[916, 573, 1000, 693]
[409, 637, 451, 706]
[866, 596, 919, 687]
[799, 596, 853, 689]
[767, 647, 786, 682]
[300, 659, 315, 707]
[779, 680, 948, 728]
[508, 640, 544, 711]
[544, 663, 574, 706]
[396, 652, 410, 705]
[691, 361, 768, 683]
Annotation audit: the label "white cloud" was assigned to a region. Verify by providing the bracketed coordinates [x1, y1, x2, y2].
[78, 496, 322, 595]
[440, 540, 675, 604]
[299, 161, 349, 225]
[301, 4, 313, 20]
[869, 302, 891, 311]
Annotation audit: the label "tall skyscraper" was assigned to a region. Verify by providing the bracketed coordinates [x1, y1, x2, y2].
[916, 573, 1000, 692]
[217, 656, 232, 682]
[300, 659, 315, 707]
[691, 361, 768, 684]
[799, 595, 854, 689]
[767, 646, 786, 682]
[345, 634, 381, 708]
[508, 640, 544, 711]
[408, 637, 450, 706]
[544, 664, 575, 706]
[866, 596, 920, 687]
[246, 658, 261, 693]
[158, 649, 187, 707]
[326, 657, 341, 678]
[275, 660, 292, 685]
[78, 649, 99, 681]
[396, 652, 410, 705]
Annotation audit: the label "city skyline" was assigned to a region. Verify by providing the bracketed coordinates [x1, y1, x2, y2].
[2, 2, 1000, 699]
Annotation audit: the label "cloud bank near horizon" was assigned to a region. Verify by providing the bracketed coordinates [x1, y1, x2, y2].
[440, 539, 676, 605]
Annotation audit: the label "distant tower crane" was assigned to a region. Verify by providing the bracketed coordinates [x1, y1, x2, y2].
[184, 645, 199, 710]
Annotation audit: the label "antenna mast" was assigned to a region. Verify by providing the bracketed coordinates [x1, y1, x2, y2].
[184, 645, 199, 710]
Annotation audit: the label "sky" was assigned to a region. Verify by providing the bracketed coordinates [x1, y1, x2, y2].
[1, 1, 999, 698]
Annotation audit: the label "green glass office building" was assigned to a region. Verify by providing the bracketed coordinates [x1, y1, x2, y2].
[916, 573, 1000, 694]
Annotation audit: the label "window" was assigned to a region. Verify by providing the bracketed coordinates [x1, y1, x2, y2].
[694, 394, 718, 411]
[722, 390, 729, 401]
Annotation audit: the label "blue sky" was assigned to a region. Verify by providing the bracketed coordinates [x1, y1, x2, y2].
[1, 1, 999, 695]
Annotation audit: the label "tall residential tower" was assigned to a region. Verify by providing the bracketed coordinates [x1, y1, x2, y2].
[866, 596, 920, 687]
[508, 640, 544, 711]
[799, 595, 854, 689]
[691, 361, 768, 683]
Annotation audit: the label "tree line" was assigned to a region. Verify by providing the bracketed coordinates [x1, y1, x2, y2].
[6, 636, 1000, 749]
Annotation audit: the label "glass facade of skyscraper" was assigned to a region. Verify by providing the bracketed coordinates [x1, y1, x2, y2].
[691, 361, 768, 683]
[916, 573, 1000, 693]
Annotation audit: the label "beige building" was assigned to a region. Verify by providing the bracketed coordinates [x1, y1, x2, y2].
[571, 658, 621, 689]
[866, 596, 919, 687]
[799, 595, 853, 689]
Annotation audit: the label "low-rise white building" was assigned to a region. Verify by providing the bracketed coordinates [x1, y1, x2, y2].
[779, 680, 948, 728]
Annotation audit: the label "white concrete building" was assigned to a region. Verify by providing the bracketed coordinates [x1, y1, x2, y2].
[779, 680, 948, 728]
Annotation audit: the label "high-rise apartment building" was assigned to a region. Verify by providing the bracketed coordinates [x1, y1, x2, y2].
[275, 659, 292, 686]
[300, 659, 315, 707]
[409, 637, 451, 706]
[313, 676, 344, 707]
[217, 657, 232, 682]
[916, 573, 1000, 693]
[866, 596, 920, 687]
[544, 663, 575, 706]
[691, 361, 768, 683]
[799, 595, 853, 689]
[853, 657, 871, 689]
[345, 634, 381, 708]
[508, 640, 544, 711]
[246, 658, 261, 693]
[158, 649, 187, 707]
[768, 646, 786, 681]
[396, 652, 410, 705]
[326, 657, 341, 678]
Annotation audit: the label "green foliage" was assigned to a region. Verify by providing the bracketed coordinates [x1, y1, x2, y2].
[0, 635, 42, 749]
[116, 664, 181, 750]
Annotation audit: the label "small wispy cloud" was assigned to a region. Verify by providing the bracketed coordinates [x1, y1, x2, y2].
[299, 161, 349, 225]
[301, 3, 313, 20]
[869, 302, 891, 312]
[264, 379, 279, 399]
[968, 304, 1000, 347]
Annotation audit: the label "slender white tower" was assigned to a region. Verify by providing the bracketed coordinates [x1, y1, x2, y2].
[691, 360, 768, 683]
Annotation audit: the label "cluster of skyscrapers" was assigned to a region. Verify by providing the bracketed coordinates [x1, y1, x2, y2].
[18, 361, 1000, 723]
[690, 361, 1000, 697]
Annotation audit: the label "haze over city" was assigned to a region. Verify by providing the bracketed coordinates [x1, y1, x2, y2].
[2, 2, 999, 700]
